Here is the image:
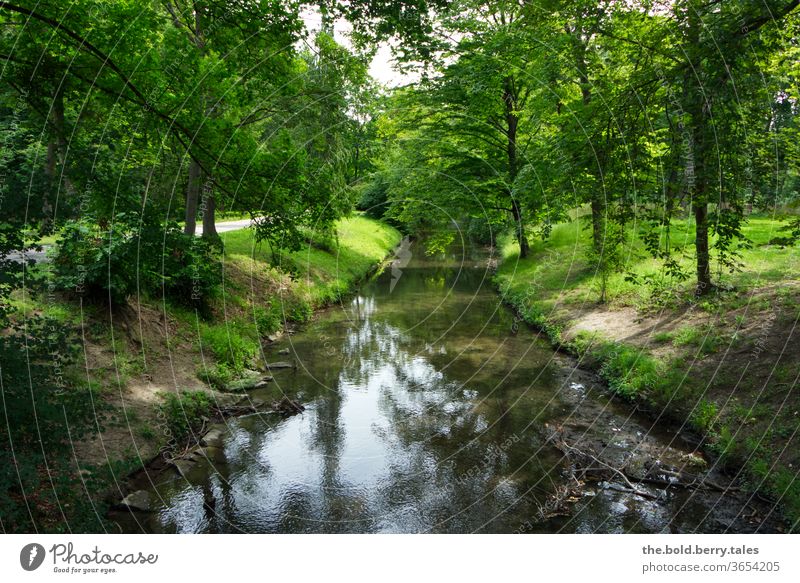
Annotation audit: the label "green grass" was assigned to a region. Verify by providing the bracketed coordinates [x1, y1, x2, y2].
[496, 213, 800, 311]
[200, 323, 258, 374]
[570, 332, 664, 400]
[222, 214, 402, 307]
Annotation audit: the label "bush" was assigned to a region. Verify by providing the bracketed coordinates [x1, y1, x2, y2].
[53, 215, 221, 306]
[465, 216, 499, 245]
[198, 362, 235, 389]
[593, 341, 661, 399]
[691, 399, 719, 432]
[288, 297, 314, 323]
[254, 304, 282, 336]
[157, 390, 214, 442]
[357, 174, 390, 220]
[200, 324, 258, 374]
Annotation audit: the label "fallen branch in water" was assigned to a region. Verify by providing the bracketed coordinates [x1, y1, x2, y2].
[545, 425, 740, 497]
[558, 443, 660, 500]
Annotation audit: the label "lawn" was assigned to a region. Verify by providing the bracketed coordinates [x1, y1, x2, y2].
[497, 213, 800, 313]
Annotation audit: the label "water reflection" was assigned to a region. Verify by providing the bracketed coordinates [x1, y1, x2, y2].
[120, 247, 765, 534]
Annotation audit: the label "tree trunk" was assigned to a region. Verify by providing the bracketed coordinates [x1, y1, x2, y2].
[503, 76, 528, 258]
[572, 27, 606, 254]
[685, 3, 713, 295]
[201, 186, 218, 241]
[590, 196, 605, 255]
[183, 3, 208, 237]
[184, 159, 201, 235]
[511, 199, 529, 258]
[694, 201, 711, 294]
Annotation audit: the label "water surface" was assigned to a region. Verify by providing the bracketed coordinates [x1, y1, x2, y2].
[118, 244, 775, 533]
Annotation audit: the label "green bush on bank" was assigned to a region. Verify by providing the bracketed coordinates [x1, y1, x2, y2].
[52, 216, 221, 307]
[200, 324, 258, 374]
[157, 390, 215, 443]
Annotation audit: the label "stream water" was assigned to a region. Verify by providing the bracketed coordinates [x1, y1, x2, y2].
[115, 244, 780, 533]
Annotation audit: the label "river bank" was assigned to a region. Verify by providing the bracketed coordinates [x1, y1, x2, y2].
[10, 215, 401, 531]
[493, 217, 800, 531]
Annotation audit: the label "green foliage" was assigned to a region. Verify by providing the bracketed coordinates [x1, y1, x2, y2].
[594, 342, 661, 400]
[691, 400, 720, 432]
[254, 304, 282, 336]
[52, 216, 221, 306]
[286, 297, 314, 324]
[672, 325, 722, 355]
[157, 390, 214, 443]
[357, 174, 391, 220]
[198, 363, 235, 390]
[200, 324, 258, 374]
[0, 315, 103, 532]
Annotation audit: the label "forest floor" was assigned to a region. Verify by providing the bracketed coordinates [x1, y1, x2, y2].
[495, 213, 800, 530]
[12, 215, 401, 525]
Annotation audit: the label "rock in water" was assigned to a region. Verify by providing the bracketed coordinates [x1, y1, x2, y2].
[120, 490, 152, 512]
[266, 361, 295, 370]
[200, 427, 225, 448]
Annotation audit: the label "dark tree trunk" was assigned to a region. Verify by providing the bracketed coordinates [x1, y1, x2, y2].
[201, 186, 218, 241]
[685, 3, 713, 295]
[184, 159, 201, 235]
[182, 3, 209, 237]
[511, 199, 529, 258]
[694, 201, 711, 294]
[503, 76, 528, 258]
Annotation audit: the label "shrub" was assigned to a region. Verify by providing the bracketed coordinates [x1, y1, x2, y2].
[465, 216, 499, 245]
[254, 304, 282, 336]
[288, 297, 314, 323]
[357, 174, 390, 220]
[53, 215, 221, 306]
[198, 362, 236, 389]
[691, 399, 719, 432]
[594, 342, 661, 399]
[200, 324, 258, 373]
[157, 390, 214, 442]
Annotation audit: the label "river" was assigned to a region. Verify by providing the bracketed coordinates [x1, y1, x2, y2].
[115, 243, 781, 533]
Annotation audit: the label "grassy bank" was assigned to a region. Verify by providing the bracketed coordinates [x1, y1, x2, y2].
[7, 215, 400, 532]
[494, 214, 800, 530]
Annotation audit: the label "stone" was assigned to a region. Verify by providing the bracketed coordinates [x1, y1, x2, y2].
[266, 361, 295, 370]
[120, 490, 152, 512]
[171, 459, 195, 478]
[200, 427, 225, 448]
[277, 348, 290, 355]
[223, 375, 273, 392]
